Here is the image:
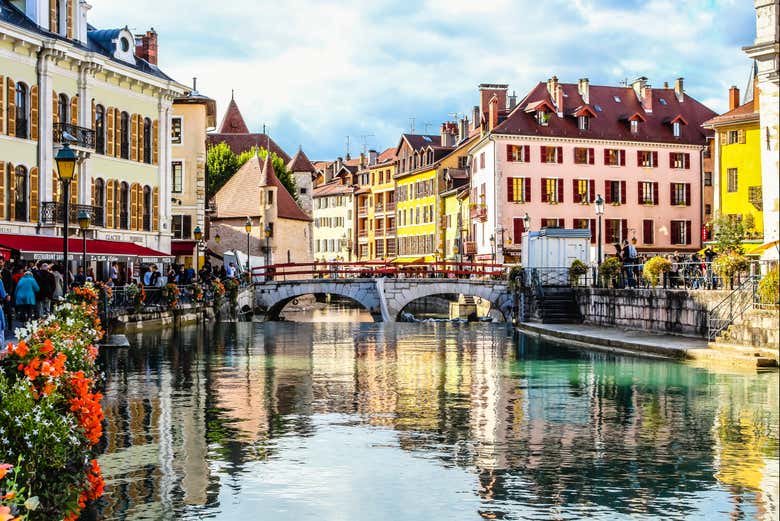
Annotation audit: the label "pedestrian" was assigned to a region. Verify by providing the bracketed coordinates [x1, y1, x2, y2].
[14, 271, 39, 325]
[226, 262, 237, 279]
[110, 261, 120, 286]
[0, 278, 8, 347]
[73, 266, 87, 287]
[52, 264, 64, 300]
[35, 263, 55, 317]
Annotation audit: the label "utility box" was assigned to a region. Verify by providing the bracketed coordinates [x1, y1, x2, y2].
[521, 228, 591, 285]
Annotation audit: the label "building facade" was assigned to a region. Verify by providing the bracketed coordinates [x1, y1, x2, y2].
[312, 173, 355, 262]
[366, 148, 396, 260]
[0, 0, 186, 273]
[469, 77, 717, 263]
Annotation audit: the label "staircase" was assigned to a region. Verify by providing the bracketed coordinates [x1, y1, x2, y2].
[709, 308, 779, 367]
[538, 287, 581, 324]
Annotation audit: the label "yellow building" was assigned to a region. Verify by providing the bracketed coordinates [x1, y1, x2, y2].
[367, 148, 397, 260]
[441, 185, 469, 262]
[704, 86, 763, 240]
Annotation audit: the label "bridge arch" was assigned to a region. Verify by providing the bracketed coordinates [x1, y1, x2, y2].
[383, 279, 511, 322]
[256, 280, 382, 321]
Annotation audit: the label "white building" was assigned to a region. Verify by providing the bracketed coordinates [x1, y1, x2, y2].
[312, 172, 355, 262]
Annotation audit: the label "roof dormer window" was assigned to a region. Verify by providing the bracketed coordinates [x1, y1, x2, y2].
[578, 115, 589, 131]
[630, 120, 639, 134]
[537, 111, 550, 126]
[668, 115, 687, 138]
[673, 121, 681, 137]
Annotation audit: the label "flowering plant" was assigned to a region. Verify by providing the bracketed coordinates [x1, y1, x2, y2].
[126, 283, 146, 313]
[161, 283, 180, 309]
[211, 280, 226, 309]
[192, 284, 204, 303]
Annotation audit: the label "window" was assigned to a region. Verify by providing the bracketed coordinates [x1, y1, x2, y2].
[119, 182, 129, 229]
[637, 151, 657, 168]
[670, 182, 690, 206]
[120, 112, 130, 159]
[643, 219, 654, 244]
[58, 93, 69, 124]
[574, 147, 594, 165]
[172, 215, 192, 240]
[536, 110, 550, 126]
[171, 117, 182, 144]
[143, 186, 151, 231]
[673, 122, 681, 137]
[604, 148, 625, 166]
[574, 179, 592, 203]
[300, 187, 307, 195]
[727, 168, 738, 192]
[630, 120, 639, 134]
[578, 115, 589, 131]
[670, 220, 692, 245]
[507, 177, 530, 203]
[728, 130, 739, 144]
[639, 181, 656, 205]
[543, 178, 561, 203]
[541, 146, 562, 164]
[171, 161, 183, 193]
[13, 166, 27, 222]
[11, 83, 29, 140]
[541, 218, 563, 228]
[670, 152, 690, 169]
[704, 171, 712, 186]
[605, 180, 625, 204]
[54, 0, 62, 34]
[95, 105, 105, 154]
[507, 145, 530, 162]
[143, 118, 152, 163]
[605, 219, 624, 244]
[267, 190, 274, 205]
[480, 152, 485, 169]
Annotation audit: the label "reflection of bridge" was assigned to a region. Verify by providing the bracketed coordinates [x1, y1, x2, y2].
[251, 262, 511, 322]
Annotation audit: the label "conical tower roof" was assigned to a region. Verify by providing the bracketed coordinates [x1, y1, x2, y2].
[217, 97, 250, 134]
[287, 146, 316, 173]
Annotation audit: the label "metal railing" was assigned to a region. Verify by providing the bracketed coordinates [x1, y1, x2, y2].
[39, 202, 105, 227]
[104, 283, 218, 316]
[707, 276, 758, 341]
[53, 122, 96, 149]
[252, 260, 509, 281]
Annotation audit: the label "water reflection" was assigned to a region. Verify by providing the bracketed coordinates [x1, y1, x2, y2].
[86, 322, 779, 520]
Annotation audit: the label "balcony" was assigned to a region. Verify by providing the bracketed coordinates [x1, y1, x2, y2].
[39, 202, 105, 227]
[53, 123, 96, 150]
[357, 205, 369, 217]
[358, 229, 368, 238]
[385, 201, 396, 212]
[469, 205, 487, 222]
[385, 226, 396, 236]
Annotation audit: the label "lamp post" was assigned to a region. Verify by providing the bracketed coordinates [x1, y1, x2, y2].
[55, 143, 77, 287]
[264, 224, 272, 268]
[595, 194, 605, 265]
[78, 211, 90, 271]
[193, 225, 203, 281]
[244, 218, 252, 277]
[489, 234, 496, 265]
[215, 233, 221, 245]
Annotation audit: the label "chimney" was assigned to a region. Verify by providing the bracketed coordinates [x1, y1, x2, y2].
[663, 81, 669, 88]
[368, 149, 378, 166]
[479, 83, 508, 128]
[547, 75, 559, 98]
[134, 29, 158, 65]
[728, 86, 740, 111]
[488, 96, 500, 131]
[508, 91, 517, 109]
[359, 152, 366, 169]
[577, 78, 590, 104]
[472, 105, 480, 130]
[555, 85, 564, 116]
[458, 117, 469, 142]
[192, 77, 198, 93]
[674, 77, 684, 102]
[632, 77, 652, 112]
[440, 122, 458, 147]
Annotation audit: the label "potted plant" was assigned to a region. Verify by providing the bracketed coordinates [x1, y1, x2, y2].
[599, 257, 622, 288]
[713, 253, 750, 289]
[642, 256, 672, 288]
[568, 259, 588, 286]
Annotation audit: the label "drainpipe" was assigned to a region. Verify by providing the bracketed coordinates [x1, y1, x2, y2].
[489, 134, 502, 265]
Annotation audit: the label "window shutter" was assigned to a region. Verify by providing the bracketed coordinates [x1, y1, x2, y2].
[557, 179, 564, 202]
[106, 107, 114, 156]
[643, 220, 653, 244]
[106, 179, 114, 229]
[66, 0, 73, 38]
[685, 183, 691, 206]
[621, 219, 628, 242]
[541, 178, 548, 202]
[8, 163, 16, 221]
[91, 99, 95, 131]
[637, 182, 643, 204]
[49, 0, 56, 32]
[524, 145, 530, 162]
[0, 163, 4, 219]
[130, 184, 138, 230]
[668, 152, 674, 167]
[506, 177, 514, 202]
[588, 179, 595, 202]
[557, 146, 563, 164]
[29, 167, 38, 223]
[0, 75, 4, 133]
[684, 153, 690, 169]
[588, 148, 594, 165]
[52, 175, 58, 203]
[619, 150, 626, 166]
[620, 181, 626, 204]
[152, 186, 159, 231]
[540, 145, 546, 161]
[71, 174, 77, 206]
[738, 129, 745, 144]
[652, 151, 658, 166]
[52, 90, 58, 124]
[6, 79, 15, 136]
[670, 182, 676, 205]
[636, 152, 642, 167]
[590, 218, 596, 244]
[70, 95, 78, 126]
[604, 180, 612, 204]
[506, 144, 513, 161]
[685, 221, 692, 245]
[513, 218, 524, 243]
[30, 86, 38, 140]
[131, 114, 138, 161]
[138, 119, 145, 163]
[720, 131, 728, 143]
[114, 109, 121, 157]
[525, 178, 531, 202]
[91, 177, 95, 206]
[653, 182, 659, 205]
[572, 179, 580, 203]
[152, 119, 159, 165]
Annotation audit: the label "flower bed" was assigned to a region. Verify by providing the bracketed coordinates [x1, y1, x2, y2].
[0, 284, 105, 520]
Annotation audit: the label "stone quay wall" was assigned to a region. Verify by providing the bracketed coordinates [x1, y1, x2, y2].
[573, 288, 732, 338]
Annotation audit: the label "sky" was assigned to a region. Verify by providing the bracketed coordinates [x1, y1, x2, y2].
[89, 0, 757, 161]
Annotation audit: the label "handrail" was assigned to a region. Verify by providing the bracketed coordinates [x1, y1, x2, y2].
[707, 276, 757, 341]
[251, 260, 510, 280]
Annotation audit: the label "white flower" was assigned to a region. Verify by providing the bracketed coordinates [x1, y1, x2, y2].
[24, 496, 40, 511]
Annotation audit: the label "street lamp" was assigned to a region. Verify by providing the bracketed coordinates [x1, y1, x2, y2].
[55, 143, 77, 286]
[78, 210, 90, 271]
[595, 194, 605, 265]
[214, 232, 221, 245]
[244, 217, 252, 276]
[264, 223, 272, 268]
[193, 225, 203, 281]
[522, 212, 530, 231]
[489, 234, 496, 264]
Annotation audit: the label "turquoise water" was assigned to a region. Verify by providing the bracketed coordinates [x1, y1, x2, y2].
[87, 321, 779, 520]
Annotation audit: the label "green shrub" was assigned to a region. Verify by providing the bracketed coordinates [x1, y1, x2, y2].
[507, 265, 523, 291]
[643, 256, 672, 287]
[758, 267, 779, 306]
[569, 259, 588, 285]
[599, 257, 622, 285]
[713, 253, 750, 288]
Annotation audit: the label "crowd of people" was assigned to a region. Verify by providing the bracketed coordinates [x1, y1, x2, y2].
[608, 239, 720, 289]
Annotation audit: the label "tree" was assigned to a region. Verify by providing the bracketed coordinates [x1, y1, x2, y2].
[710, 212, 746, 254]
[207, 143, 298, 203]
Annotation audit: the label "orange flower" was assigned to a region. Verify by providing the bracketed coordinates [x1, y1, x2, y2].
[42, 380, 56, 396]
[1, 491, 15, 500]
[0, 505, 15, 521]
[0, 463, 12, 479]
[40, 338, 55, 355]
[13, 341, 28, 358]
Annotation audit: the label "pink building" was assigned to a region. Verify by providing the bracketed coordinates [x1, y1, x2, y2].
[468, 77, 717, 263]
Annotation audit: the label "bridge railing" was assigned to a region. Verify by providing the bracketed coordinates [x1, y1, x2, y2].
[251, 260, 511, 281]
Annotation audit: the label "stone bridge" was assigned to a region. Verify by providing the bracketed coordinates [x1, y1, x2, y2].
[254, 278, 511, 322]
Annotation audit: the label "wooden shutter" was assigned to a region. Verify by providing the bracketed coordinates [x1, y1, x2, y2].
[29, 167, 38, 223]
[603, 149, 609, 165]
[52, 175, 58, 203]
[589, 219, 596, 244]
[138, 118, 145, 163]
[506, 144, 513, 161]
[524, 145, 530, 162]
[91, 99, 95, 131]
[541, 178, 548, 202]
[0, 162, 4, 219]
[540, 146, 547, 162]
[685, 183, 691, 206]
[130, 184, 138, 229]
[637, 182, 643, 204]
[30, 86, 38, 140]
[653, 182, 659, 205]
[49, 0, 56, 32]
[557, 179, 564, 202]
[106, 180, 114, 228]
[0, 75, 4, 134]
[652, 151, 658, 167]
[737, 129, 745, 144]
[619, 150, 626, 166]
[684, 153, 690, 169]
[506, 177, 514, 201]
[636, 151, 642, 167]
[620, 181, 626, 204]
[720, 131, 728, 143]
[668, 152, 674, 167]
[114, 109, 121, 157]
[6, 79, 15, 136]
[670, 182, 675, 205]
[70, 95, 78, 125]
[8, 163, 15, 221]
[52, 90, 58, 124]
[589, 180, 595, 203]
[604, 180, 612, 204]
[557, 146, 563, 164]
[66, 0, 73, 38]
[513, 218, 525, 243]
[573, 179, 580, 203]
[685, 221, 692, 245]
[524, 178, 531, 202]
[152, 186, 159, 231]
[621, 219, 628, 242]
[131, 114, 139, 161]
[91, 177, 95, 206]
[643, 220, 653, 244]
[106, 107, 114, 155]
[152, 119, 159, 165]
[588, 148, 594, 165]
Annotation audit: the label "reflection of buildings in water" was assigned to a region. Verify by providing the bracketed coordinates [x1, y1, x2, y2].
[310, 324, 359, 414]
[355, 327, 398, 427]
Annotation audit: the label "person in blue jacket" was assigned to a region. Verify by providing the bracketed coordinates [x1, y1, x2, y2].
[14, 271, 39, 325]
[0, 279, 8, 347]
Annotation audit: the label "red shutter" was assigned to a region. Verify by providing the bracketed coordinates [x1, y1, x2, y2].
[685, 221, 692, 245]
[637, 182, 643, 204]
[653, 182, 659, 205]
[619, 150, 626, 166]
[558, 218, 565, 228]
[540, 146, 546, 162]
[589, 180, 595, 202]
[557, 146, 563, 164]
[643, 219, 653, 244]
[605, 180, 612, 204]
[685, 183, 691, 206]
[587, 148, 593, 165]
[622, 219, 628, 242]
[507, 177, 514, 202]
[620, 181, 626, 205]
[513, 218, 525, 243]
[670, 183, 675, 205]
[684, 153, 690, 169]
[669, 152, 674, 167]
[525, 178, 531, 202]
[590, 218, 596, 244]
[573, 179, 580, 203]
[541, 178, 548, 202]
[557, 179, 564, 203]
[603, 149, 609, 164]
[524, 145, 530, 162]
[506, 144, 513, 162]
[652, 151, 658, 167]
[637, 152, 642, 167]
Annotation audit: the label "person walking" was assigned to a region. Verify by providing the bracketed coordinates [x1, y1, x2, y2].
[14, 271, 39, 325]
[35, 263, 55, 317]
[52, 264, 65, 301]
[0, 278, 8, 347]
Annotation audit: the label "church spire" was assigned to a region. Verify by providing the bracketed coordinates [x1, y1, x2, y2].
[217, 95, 250, 134]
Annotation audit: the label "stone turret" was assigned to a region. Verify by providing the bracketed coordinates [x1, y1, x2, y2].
[286, 146, 316, 216]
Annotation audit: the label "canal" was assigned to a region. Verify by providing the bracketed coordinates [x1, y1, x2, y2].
[87, 316, 779, 520]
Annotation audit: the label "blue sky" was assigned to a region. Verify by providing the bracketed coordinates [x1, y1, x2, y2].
[89, 0, 756, 160]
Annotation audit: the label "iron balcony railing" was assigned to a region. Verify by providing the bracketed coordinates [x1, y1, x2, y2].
[39, 202, 105, 227]
[53, 122, 96, 150]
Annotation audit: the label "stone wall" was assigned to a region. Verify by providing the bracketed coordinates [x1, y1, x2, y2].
[574, 288, 732, 337]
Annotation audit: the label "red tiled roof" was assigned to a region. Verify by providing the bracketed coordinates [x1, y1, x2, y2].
[376, 147, 396, 164]
[702, 100, 759, 127]
[495, 81, 716, 144]
[287, 148, 316, 172]
[313, 180, 355, 197]
[217, 98, 250, 134]
[207, 133, 291, 163]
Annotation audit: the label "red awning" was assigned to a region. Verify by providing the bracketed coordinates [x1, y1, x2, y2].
[0, 233, 172, 263]
[170, 241, 196, 256]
